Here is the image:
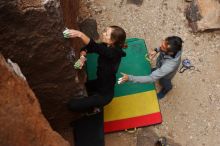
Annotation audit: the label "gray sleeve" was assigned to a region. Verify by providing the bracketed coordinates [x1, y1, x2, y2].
[128, 60, 177, 84]
[150, 61, 177, 80]
[128, 75, 155, 84]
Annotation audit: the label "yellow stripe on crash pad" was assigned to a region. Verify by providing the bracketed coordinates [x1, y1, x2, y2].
[104, 90, 159, 122]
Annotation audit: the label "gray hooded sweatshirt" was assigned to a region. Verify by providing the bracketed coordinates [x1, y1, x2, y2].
[128, 50, 182, 83]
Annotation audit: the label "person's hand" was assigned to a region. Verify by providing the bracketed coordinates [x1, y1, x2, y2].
[80, 50, 87, 56]
[63, 28, 90, 44]
[118, 72, 129, 84]
[149, 49, 157, 60]
[68, 29, 83, 38]
[74, 55, 86, 69]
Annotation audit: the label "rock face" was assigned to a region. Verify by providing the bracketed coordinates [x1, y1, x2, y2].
[0, 54, 70, 146]
[185, 0, 220, 32]
[0, 0, 84, 130]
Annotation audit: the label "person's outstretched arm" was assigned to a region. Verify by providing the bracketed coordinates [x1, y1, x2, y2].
[120, 61, 176, 84]
[68, 29, 90, 45]
[120, 73, 154, 84]
[68, 29, 114, 58]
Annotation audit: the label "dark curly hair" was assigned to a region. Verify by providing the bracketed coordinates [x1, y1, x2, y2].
[165, 36, 183, 54]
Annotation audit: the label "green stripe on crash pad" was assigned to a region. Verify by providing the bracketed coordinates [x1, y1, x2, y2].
[86, 38, 155, 97]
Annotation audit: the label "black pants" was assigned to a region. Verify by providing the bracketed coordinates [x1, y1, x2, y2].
[68, 80, 113, 112]
[159, 78, 172, 94]
[73, 110, 104, 146]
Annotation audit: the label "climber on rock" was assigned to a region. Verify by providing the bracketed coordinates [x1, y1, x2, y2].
[65, 26, 127, 114]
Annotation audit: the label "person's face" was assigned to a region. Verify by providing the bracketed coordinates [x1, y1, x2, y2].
[102, 27, 114, 45]
[160, 40, 169, 52]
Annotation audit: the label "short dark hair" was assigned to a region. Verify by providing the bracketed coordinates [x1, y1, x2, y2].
[165, 36, 183, 54]
[109, 26, 126, 48]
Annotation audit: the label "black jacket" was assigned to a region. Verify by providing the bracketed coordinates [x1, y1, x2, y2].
[82, 39, 126, 97]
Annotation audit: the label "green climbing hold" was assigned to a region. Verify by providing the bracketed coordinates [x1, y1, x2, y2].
[63, 28, 70, 38]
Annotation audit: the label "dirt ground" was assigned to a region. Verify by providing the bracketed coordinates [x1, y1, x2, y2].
[78, 0, 220, 145]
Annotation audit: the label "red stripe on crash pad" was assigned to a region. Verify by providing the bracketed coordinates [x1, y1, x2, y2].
[104, 112, 162, 133]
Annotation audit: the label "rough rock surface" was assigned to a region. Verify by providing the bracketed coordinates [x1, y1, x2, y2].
[78, 18, 99, 40]
[0, 54, 70, 146]
[0, 0, 84, 131]
[186, 0, 220, 32]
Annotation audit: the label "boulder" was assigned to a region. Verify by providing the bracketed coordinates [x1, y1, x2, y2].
[185, 0, 220, 32]
[0, 54, 70, 146]
[0, 0, 84, 130]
